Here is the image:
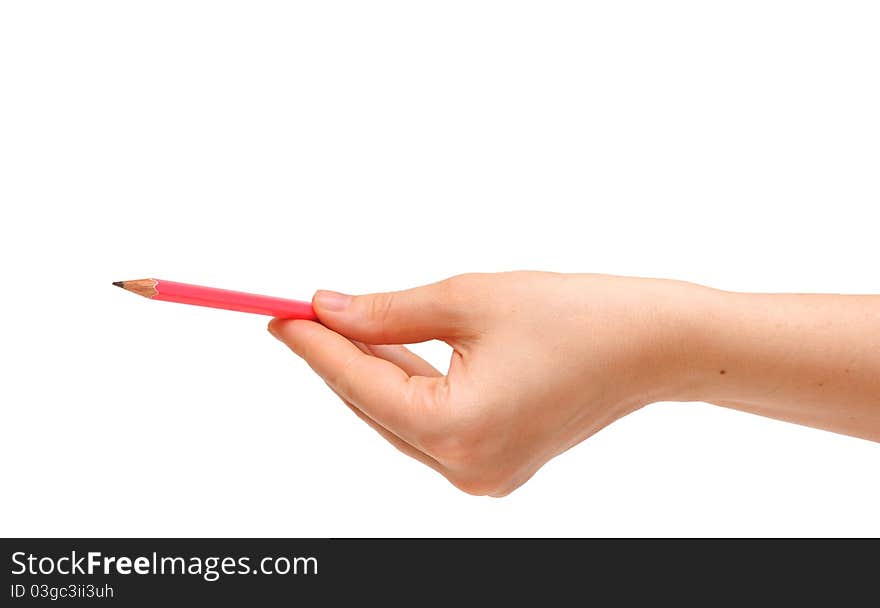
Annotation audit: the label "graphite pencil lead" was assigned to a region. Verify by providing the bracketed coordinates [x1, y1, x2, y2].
[114, 278, 160, 298]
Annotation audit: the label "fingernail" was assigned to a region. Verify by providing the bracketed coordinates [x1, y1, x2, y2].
[314, 290, 352, 312]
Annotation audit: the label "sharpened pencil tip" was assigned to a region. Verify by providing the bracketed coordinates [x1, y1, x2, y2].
[112, 281, 124, 288]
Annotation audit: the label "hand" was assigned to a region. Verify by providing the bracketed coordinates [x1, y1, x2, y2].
[268, 272, 707, 496]
[269, 272, 880, 496]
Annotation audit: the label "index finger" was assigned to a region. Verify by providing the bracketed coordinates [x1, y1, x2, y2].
[269, 319, 446, 442]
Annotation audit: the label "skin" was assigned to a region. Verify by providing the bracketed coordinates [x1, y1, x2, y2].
[267, 272, 880, 497]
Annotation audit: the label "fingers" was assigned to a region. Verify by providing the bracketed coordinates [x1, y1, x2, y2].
[310, 277, 473, 344]
[268, 319, 447, 441]
[324, 382, 447, 475]
[353, 342, 442, 377]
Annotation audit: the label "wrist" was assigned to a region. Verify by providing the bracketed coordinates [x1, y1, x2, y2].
[646, 281, 737, 404]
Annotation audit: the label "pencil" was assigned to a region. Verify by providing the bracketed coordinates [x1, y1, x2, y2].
[112, 278, 317, 320]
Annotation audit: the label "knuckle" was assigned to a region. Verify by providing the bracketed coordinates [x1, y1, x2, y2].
[405, 375, 449, 413]
[365, 292, 396, 325]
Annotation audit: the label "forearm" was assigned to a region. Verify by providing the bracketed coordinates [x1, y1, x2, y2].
[678, 289, 880, 441]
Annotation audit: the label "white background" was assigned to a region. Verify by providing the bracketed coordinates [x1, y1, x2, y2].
[1, 2, 878, 537]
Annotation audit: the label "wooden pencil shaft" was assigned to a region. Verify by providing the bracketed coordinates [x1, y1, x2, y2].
[114, 278, 317, 320]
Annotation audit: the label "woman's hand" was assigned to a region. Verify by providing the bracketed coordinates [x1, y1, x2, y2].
[268, 272, 710, 495]
[269, 272, 880, 496]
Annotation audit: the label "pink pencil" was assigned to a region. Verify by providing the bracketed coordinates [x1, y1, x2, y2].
[112, 278, 317, 320]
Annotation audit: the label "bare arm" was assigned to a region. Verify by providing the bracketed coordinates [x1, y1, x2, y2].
[269, 272, 880, 496]
[683, 291, 880, 442]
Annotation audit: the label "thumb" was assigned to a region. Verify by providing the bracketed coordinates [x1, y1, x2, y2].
[312, 278, 471, 344]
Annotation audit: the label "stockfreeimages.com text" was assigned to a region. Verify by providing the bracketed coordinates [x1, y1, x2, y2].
[11, 551, 317, 582]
